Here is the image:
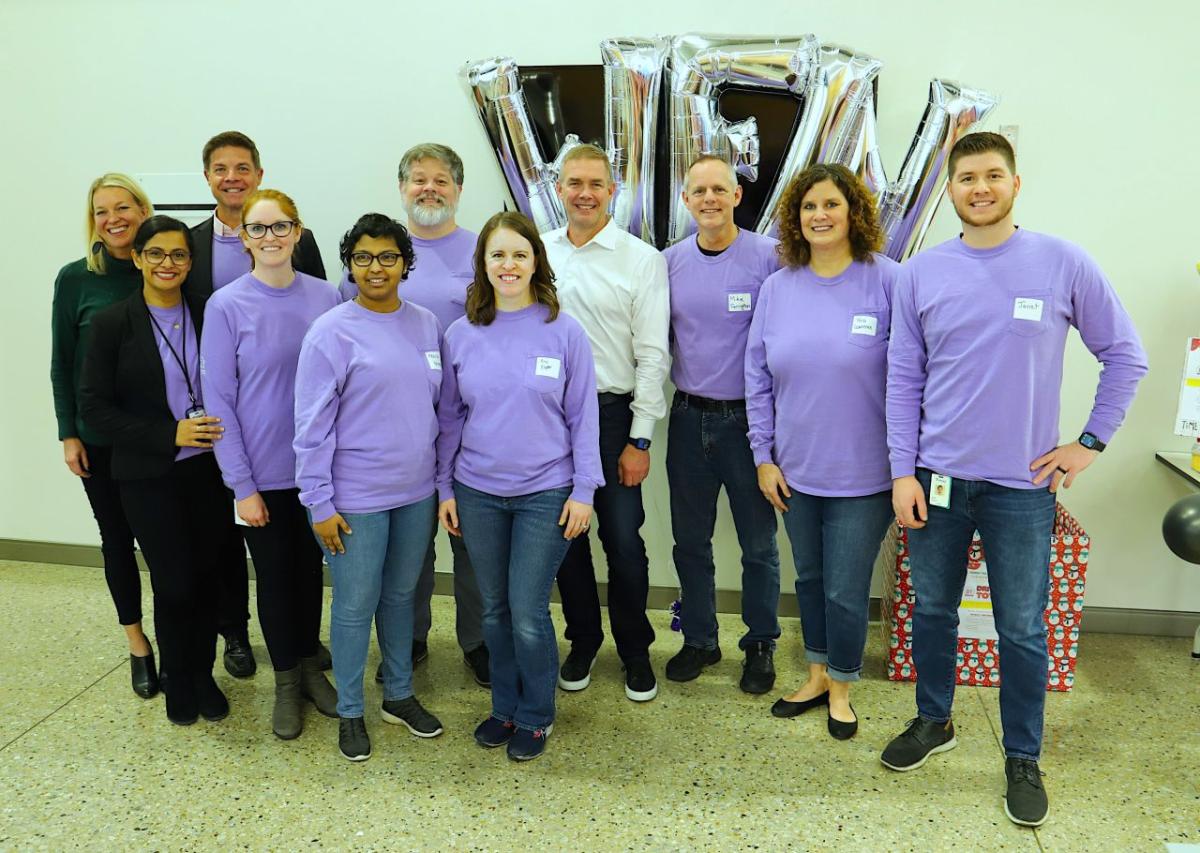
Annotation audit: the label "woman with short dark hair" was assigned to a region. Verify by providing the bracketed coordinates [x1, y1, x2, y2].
[745, 164, 899, 740]
[79, 215, 236, 726]
[436, 211, 602, 762]
[294, 213, 441, 762]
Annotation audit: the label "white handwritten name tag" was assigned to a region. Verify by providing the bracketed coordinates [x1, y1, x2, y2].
[727, 292, 752, 312]
[851, 314, 878, 336]
[535, 357, 561, 379]
[1012, 298, 1044, 322]
[424, 351, 442, 370]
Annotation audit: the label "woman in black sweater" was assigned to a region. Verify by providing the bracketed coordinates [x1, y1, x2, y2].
[50, 173, 158, 698]
[80, 216, 236, 726]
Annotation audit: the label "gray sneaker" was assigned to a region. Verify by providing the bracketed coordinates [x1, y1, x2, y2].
[1004, 758, 1049, 827]
[381, 696, 444, 738]
[880, 717, 957, 771]
[338, 716, 371, 762]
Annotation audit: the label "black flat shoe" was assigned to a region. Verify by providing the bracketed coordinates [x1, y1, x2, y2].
[223, 633, 257, 679]
[828, 704, 858, 740]
[131, 651, 160, 699]
[771, 690, 829, 718]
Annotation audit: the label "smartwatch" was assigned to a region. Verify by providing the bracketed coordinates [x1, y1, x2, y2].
[1078, 432, 1106, 453]
[627, 437, 652, 451]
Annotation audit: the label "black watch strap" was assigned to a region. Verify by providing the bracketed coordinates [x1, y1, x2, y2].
[1078, 432, 1106, 452]
[627, 437, 651, 451]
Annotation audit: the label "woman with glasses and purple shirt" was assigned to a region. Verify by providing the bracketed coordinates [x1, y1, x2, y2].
[200, 189, 339, 741]
[79, 215, 236, 727]
[436, 211, 602, 762]
[294, 213, 445, 762]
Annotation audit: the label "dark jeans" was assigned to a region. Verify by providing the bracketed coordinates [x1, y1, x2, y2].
[456, 482, 572, 731]
[556, 394, 654, 662]
[80, 442, 141, 626]
[241, 489, 325, 671]
[781, 489, 894, 681]
[908, 468, 1056, 761]
[413, 528, 484, 653]
[118, 453, 230, 684]
[666, 393, 780, 650]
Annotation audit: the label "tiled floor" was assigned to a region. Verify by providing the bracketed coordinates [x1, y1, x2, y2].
[0, 559, 1196, 851]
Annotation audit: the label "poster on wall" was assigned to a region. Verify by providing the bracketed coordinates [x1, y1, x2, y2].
[1173, 337, 1200, 436]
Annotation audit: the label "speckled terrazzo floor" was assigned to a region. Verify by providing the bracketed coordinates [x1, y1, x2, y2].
[0, 560, 1196, 851]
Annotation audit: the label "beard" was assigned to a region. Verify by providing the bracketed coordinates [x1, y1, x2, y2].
[952, 194, 1014, 229]
[406, 196, 457, 228]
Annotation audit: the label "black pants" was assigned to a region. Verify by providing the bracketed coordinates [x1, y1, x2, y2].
[119, 454, 230, 682]
[556, 394, 655, 662]
[216, 525, 251, 640]
[241, 489, 325, 671]
[80, 442, 142, 626]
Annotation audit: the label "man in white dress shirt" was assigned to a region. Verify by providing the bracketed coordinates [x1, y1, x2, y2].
[544, 143, 670, 702]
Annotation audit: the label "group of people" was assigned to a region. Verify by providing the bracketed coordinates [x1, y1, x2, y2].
[51, 129, 1146, 828]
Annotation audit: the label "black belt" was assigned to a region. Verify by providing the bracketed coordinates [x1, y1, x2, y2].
[598, 391, 633, 406]
[676, 390, 745, 414]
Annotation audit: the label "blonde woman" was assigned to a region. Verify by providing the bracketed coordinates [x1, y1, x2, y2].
[50, 173, 157, 698]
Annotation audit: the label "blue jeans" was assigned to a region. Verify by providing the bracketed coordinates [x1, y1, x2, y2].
[317, 497, 436, 719]
[666, 393, 780, 650]
[781, 489, 894, 681]
[456, 482, 573, 732]
[908, 469, 1056, 761]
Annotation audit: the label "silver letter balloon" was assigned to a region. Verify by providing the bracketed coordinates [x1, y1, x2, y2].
[460, 33, 998, 260]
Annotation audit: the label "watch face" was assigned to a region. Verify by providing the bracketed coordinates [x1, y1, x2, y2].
[1080, 435, 1095, 448]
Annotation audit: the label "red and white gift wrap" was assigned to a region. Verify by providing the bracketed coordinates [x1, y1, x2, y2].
[880, 505, 1089, 692]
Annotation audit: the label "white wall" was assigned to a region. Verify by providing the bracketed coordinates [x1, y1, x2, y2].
[3, 0, 1198, 613]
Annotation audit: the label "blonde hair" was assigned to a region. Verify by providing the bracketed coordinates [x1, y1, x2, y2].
[559, 143, 613, 182]
[86, 173, 153, 274]
[240, 189, 303, 269]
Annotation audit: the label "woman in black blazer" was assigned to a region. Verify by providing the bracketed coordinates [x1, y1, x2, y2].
[80, 216, 237, 726]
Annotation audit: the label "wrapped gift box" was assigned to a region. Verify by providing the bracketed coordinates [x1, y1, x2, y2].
[879, 504, 1089, 692]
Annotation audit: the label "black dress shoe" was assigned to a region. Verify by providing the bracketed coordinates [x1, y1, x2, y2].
[223, 633, 257, 678]
[194, 674, 230, 722]
[130, 650, 160, 699]
[464, 645, 490, 687]
[828, 704, 858, 740]
[770, 690, 830, 718]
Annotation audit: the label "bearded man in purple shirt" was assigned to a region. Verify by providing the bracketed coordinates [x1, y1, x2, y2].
[883, 132, 1147, 828]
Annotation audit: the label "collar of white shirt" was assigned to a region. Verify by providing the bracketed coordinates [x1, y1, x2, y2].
[213, 212, 242, 238]
[550, 217, 621, 252]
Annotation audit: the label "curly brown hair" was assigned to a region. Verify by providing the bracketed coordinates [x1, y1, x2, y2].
[466, 212, 560, 326]
[775, 164, 883, 268]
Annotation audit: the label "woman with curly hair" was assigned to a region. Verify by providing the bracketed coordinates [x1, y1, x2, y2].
[744, 163, 899, 740]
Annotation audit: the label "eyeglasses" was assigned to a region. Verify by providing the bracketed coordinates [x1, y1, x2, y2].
[142, 248, 192, 265]
[243, 220, 297, 239]
[350, 252, 403, 268]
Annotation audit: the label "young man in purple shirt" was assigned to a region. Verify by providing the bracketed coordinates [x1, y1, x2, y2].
[883, 132, 1147, 827]
[337, 144, 488, 687]
[662, 155, 782, 694]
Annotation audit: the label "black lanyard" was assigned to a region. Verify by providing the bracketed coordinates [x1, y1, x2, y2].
[147, 305, 199, 407]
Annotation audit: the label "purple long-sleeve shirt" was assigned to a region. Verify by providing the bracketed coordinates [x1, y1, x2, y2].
[212, 231, 251, 291]
[338, 227, 476, 331]
[665, 229, 781, 400]
[435, 303, 603, 504]
[745, 256, 899, 497]
[294, 299, 443, 522]
[200, 271, 339, 499]
[147, 303, 206, 462]
[887, 228, 1148, 488]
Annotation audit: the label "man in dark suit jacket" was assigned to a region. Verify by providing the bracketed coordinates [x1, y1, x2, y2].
[190, 130, 326, 301]
[187, 131, 328, 678]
